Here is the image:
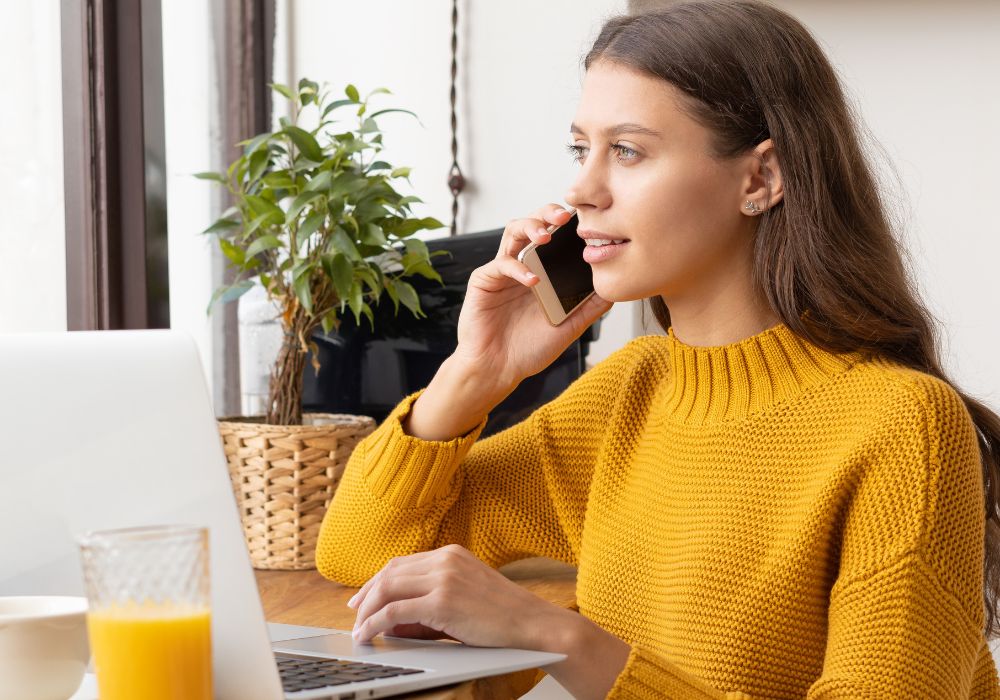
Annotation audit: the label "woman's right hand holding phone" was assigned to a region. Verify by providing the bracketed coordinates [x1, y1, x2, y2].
[402, 204, 613, 441]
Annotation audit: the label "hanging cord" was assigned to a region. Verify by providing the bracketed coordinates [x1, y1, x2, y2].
[447, 0, 465, 237]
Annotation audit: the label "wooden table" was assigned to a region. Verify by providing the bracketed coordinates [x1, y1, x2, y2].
[256, 558, 577, 699]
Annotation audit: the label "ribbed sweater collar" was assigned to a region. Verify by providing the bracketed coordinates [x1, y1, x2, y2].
[662, 323, 864, 426]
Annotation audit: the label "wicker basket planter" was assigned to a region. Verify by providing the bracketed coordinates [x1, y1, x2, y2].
[217, 413, 375, 570]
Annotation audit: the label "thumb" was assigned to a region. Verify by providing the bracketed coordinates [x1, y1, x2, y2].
[567, 293, 613, 337]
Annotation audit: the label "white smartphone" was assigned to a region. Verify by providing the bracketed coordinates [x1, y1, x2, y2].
[517, 209, 596, 326]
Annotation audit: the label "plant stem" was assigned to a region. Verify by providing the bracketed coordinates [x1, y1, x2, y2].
[267, 309, 313, 425]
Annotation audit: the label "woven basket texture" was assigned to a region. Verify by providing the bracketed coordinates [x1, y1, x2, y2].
[217, 413, 375, 570]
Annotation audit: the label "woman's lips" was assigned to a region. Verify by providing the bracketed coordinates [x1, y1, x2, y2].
[582, 240, 629, 264]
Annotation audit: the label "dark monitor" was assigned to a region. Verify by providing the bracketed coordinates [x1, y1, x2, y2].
[301, 228, 600, 436]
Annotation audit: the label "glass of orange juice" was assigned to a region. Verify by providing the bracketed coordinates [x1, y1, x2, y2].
[77, 525, 212, 700]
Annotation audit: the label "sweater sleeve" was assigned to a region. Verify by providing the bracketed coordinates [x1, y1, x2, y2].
[605, 373, 995, 699]
[314, 342, 643, 586]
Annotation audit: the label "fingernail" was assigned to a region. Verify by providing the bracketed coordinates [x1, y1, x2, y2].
[536, 228, 549, 238]
[523, 272, 537, 282]
[347, 593, 358, 608]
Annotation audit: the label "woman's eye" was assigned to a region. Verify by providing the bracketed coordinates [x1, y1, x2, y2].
[612, 143, 638, 162]
[565, 143, 587, 162]
[564, 142, 638, 164]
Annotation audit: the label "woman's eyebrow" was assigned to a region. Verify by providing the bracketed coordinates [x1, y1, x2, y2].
[569, 122, 662, 138]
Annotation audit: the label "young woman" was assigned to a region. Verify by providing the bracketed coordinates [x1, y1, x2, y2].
[316, 2, 1000, 697]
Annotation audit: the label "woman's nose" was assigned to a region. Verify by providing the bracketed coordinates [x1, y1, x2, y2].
[564, 161, 612, 211]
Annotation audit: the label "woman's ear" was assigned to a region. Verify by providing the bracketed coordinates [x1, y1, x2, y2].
[741, 138, 784, 216]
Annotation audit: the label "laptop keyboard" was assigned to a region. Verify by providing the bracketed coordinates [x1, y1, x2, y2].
[276, 653, 426, 693]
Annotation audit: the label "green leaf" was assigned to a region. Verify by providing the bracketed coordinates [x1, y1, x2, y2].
[321, 314, 338, 335]
[365, 87, 392, 100]
[330, 226, 361, 261]
[202, 217, 240, 235]
[360, 223, 388, 247]
[244, 212, 276, 238]
[397, 195, 423, 207]
[242, 132, 271, 156]
[403, 238, 429, 260]
[270, 82, 295, 100]
[390, 166, 411, 179]
[346, 279, 363, 323]
[366, 161, 392, 172]
[293, 270, 313, 314]
[356, 265, 380, 293]
[245, 234, 282, 258]
[356, 243, 386, 258]
[298, 78, 319, 105]
[207, 280, 254, 313]
[248, 149, 268, 182]
[394, 280, 423, 317]
[383, 277, 400, 312]
[284, 125, 325, 162]
[368, 108, 418, 121]
[321, 98, 355, 119]
[329, 172, 369, 200]
[285, 190, 325, 223]
[406, 259, 442, 283]
[325, 253, 353, 300]
[194, 171, 226, 183]
[298, 210, 326, 240]
[360, 117, 379, 134]
[353, 200, 390, 223]
[262, 172, 296, 189]
[419, 216, 446, 230]
[244, 195, 285, 222]
[327, 198, 345, 220]
[345, 84, 360, 102]
[387, 216, 446, 238]
[219, 239, 245, 266]
[303, 170, 332, 192]
[360, 303, 375, 330]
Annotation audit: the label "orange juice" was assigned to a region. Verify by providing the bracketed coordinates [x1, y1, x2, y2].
[87, 602, 212, 700]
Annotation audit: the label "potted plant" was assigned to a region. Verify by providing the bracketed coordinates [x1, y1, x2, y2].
[198, 79, 445, 569]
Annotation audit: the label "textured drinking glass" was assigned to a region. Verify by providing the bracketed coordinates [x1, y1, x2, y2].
[77, 525, 212, 700]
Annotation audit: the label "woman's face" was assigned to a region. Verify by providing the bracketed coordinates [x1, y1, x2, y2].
[565, 59, 758, 306]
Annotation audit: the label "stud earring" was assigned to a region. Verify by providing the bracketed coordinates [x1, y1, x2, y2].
[743, 200, 762, 215]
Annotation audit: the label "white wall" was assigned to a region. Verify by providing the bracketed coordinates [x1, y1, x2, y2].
[0, 1, 66, 332]
[162, 0, 221, 399]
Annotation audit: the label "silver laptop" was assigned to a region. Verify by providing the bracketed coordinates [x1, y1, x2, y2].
[0, 330, 564, 699]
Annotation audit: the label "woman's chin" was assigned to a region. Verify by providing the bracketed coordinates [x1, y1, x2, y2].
[592, 276, 651, 305]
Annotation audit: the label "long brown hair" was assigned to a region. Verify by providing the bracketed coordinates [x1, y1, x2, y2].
[585, 0, 1000, 637]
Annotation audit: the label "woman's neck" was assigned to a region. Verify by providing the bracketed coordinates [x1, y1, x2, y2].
[662, 295, 781, 347]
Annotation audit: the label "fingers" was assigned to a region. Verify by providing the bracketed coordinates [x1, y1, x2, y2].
[352, 572, 434, 642]
[347, 550, 438, 611]
[348, 545, 470, 616]
[499, 203, 574, 258]
[354, 595, 435, 644]
[566, 293, 614, 337]
[468, 255, 539, 293]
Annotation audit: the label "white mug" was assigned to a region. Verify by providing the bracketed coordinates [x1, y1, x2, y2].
[0, 596, 89, 700]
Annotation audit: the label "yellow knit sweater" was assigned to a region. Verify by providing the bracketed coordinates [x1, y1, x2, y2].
[316, 323, 1000, 698]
